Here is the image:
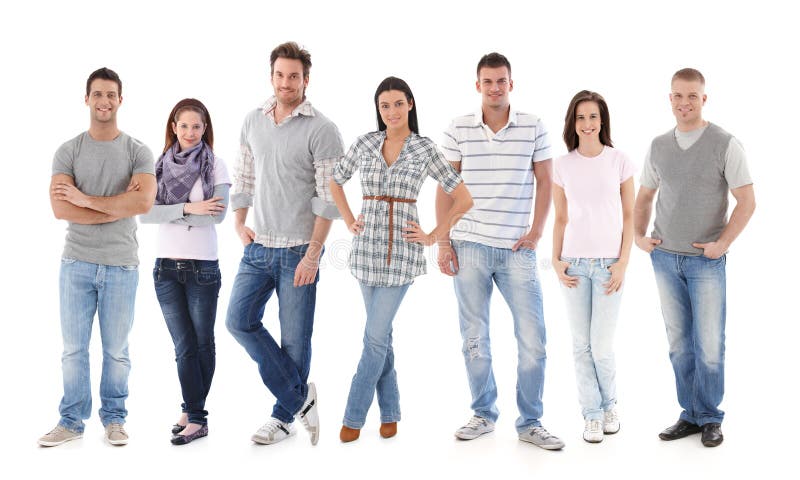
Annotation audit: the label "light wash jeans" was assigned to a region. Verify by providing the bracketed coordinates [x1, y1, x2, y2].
[225, 243, 318, 424]
[560, 257, 622, 421]
[343, 283, 410, 429]
[58, 258, 139, 433]
[452, 240, 547, 432]
[650, 249, 726, 425]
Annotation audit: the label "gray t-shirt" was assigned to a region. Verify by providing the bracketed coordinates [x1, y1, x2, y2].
[52, 131, 155, 266]
[640, 123, 752, 255]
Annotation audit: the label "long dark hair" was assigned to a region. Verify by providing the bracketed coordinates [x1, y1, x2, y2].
[374, 76, 419, 134]
[562, 90, 613, 152]
[163, 98, 214, 154]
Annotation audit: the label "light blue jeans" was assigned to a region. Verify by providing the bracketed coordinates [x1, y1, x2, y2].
[560, 257, 622, 421]
[651, 249, 726, 425]
[58, 258, 139, 433]
[343, 283, 410, 429]
[452, 240, 547, 432]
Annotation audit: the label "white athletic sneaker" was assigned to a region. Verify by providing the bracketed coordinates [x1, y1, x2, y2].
[296, 382, 319, 445]
[251, 418, 295, 445]
[454, 415, 495, 440]
[603, 408, 620, 434]
[583, 419, 604, 443]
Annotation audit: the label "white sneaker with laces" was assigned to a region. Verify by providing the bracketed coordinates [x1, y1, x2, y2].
[583, 419, 604, 443]
[603, 408, 620, 434]
[251, 418, 295, 445]
[518, 425, 565, 450]
[296, 382, 319, 445]
[454, 415, 495, 440]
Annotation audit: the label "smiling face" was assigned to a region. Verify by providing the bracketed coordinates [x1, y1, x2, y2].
[85, 78, 121, 125]
[172, 109, 206, 151]
[575, 101, 602, 143]
[670, 78, 706, 130]
[377, 89, 413, 132]
[476, 66, 513, 110]
[271, 57, 308, 109]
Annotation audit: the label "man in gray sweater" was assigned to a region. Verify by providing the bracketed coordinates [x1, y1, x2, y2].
[226, 42, 343, 446]
[634, 68, 755, 448]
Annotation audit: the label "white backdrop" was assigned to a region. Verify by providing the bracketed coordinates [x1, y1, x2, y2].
[1, 1, 795, 478]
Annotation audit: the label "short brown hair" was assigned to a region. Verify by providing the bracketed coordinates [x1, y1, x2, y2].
[476, 52, 511, 78]
[562, 90, 613, 152]
[672, 67, 705, 85]
[86, 67, 122, 97]
[270, 41, 312, 78]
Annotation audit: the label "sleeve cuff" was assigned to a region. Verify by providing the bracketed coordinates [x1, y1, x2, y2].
[230, 192, 253, 211]
[311, 197, 341, 220]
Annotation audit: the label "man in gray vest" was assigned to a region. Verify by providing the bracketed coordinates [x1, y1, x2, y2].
[226, 42, 343, 446]
[634, 68, 755, 447]
[40, 67, 156, 447]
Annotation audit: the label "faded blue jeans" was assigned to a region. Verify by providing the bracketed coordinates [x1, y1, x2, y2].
[560, 257, 622, 421]
[452, 240, 547, 433]
[58, 258, 139, 433]
[154, 258, 221, 426]
[225, 243, 318, 424]
[651, 249, 726, 425]
[343, 283, 410, 429]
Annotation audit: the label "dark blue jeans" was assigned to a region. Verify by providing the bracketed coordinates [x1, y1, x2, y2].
[153, 258, 221, 425]
[225, 243, 319, 424]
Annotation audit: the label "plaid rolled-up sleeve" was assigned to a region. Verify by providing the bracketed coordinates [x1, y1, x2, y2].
[231, 124, 255, 211]
[332, 140, 361, 186]
[311, 155, 342, 219]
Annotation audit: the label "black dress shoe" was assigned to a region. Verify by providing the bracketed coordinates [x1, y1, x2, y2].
[171, 424, 186, 435]
[171, 424, 208, 445]
[701, 423, 723, 447]
[658, 419, 702, 440]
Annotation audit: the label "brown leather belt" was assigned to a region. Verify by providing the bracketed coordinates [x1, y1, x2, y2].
[362, 195, 417, 265]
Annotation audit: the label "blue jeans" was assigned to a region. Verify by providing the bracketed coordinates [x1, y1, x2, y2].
[452, 240, 547, 432]
[650, 249, 726, 425]
[58, 258, 138, 433]
[225, 243, 318, 424]
[153, 259, 221, 425]
[560, 257, 622, 421]
[343, 283, 410, 429]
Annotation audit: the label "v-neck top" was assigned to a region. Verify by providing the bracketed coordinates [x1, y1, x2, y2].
[333, 131, 462, 286]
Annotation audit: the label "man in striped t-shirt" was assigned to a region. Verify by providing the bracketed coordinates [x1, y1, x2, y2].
[436, 52, 563, 450]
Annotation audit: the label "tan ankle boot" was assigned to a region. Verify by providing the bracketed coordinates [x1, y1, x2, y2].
[380, 422, 397, 438]
[340, 425, 360, 442]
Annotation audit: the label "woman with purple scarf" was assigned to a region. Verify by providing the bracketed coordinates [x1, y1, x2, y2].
[140, 98, 231, 445]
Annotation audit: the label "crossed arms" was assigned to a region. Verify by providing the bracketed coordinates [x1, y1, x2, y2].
[50, 173, 157, 224]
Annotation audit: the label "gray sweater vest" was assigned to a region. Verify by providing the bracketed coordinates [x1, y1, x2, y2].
[650, 123, 732, 256]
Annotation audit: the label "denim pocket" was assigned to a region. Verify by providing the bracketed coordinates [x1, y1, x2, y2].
[288, 244, 310, 256]
[119, 265, 138, 271]
[152, 267, 160, 283]
[196, 268, 221, 286]
[61, 257, 77, 264]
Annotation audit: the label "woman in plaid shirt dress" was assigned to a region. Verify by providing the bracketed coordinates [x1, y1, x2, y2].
[330, 77, 473, 442]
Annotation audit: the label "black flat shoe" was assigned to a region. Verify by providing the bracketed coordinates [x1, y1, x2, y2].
[701, 423, 723, 447]
[171, 424, 208, 445]
[658, 419, 702, 440]
[171, 424, 186, 435]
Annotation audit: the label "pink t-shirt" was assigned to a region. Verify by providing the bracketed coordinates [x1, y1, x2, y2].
[156, 157, 231, 260]
[553, 147, 635, 258]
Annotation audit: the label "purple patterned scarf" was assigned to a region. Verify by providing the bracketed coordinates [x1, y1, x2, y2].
[155, 141, 215, 205]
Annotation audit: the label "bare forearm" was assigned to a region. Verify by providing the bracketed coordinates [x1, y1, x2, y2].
[431, 184, 472, 244]
[330, 180, 356, 225]
[529, 182, 552, 240]
[307, 216, 332, 260]
[633, 198, 653, 238]
[435, 185, 456, 242]
[619, 211, 634, 263]
[54, 201, 117, 224]
[552, 218, 567, 262]
[716, 197, 756, 249]
[86, 190, 154, 218]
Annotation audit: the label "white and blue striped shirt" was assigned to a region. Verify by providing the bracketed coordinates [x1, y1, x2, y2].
[441, 109, 552, 249]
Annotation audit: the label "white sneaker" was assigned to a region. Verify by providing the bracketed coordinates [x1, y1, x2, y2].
[454, 415, 495, 440]
[38, 425, 82, 447]
[296, 382, 319, 445]
[251, 418, 295, 445]
[583, 419, 604, 443]
[518, 425, 565, 450]
[603, 408, 620, 434]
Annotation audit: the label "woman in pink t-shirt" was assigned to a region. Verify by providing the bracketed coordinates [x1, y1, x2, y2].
[551, 90, 635, 444]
